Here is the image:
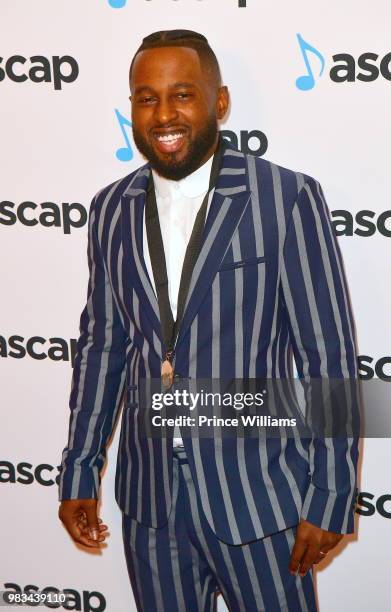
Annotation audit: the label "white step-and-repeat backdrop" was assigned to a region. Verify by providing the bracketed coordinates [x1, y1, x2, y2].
[1, 1, 390, 610]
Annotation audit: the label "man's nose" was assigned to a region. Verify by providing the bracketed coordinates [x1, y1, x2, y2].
[153, 97, 178, 125]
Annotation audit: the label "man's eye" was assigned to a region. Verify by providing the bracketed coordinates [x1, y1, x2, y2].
[138, 97, 155, 104]
[176, 93, 192, 99]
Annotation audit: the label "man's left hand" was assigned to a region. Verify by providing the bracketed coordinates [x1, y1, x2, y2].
[289, 519, 343, 577]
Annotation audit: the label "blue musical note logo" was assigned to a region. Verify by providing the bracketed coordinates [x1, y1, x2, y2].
[108, 0, 127, 8]
[295, 33, 325, 91]
[115, 108, 133, 162]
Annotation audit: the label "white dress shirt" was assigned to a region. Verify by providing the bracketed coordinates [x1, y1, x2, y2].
[143, 155, 214, 447]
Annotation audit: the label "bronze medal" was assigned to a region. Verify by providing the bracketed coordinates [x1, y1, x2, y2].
[161, 349, 174, 389]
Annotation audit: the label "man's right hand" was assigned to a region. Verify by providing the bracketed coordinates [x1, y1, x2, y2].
[58, 499, 108, 549]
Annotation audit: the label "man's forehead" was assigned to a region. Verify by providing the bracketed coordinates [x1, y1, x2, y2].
[131, 46, 204, 85]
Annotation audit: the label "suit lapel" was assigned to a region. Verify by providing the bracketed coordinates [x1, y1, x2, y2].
[175, 145, 251, 349]
[120, 166, 163, 347]
[120, 144, 251, 354]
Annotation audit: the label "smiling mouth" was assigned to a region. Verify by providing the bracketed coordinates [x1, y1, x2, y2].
[152, 129, 187, 153]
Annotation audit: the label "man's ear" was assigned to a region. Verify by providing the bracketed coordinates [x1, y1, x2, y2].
[216, 86, 229, 120]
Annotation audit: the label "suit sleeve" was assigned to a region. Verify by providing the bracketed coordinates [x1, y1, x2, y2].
[58, 194, 127, 501]
[280, 176, 360, 534]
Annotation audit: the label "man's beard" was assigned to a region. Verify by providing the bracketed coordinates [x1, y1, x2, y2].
[132, 115, 219, 181]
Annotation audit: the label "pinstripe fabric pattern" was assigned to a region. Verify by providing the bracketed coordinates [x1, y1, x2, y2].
[122, 447, 317, 611]
[58, 141, 359, 544]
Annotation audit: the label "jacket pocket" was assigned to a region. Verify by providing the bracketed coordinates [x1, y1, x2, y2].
[219, 255, 266, 272]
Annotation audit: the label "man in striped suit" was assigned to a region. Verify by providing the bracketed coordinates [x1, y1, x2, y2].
[58, 30, 359, 611]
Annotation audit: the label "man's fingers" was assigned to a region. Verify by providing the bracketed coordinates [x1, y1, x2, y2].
[289, 521, 345, 573]
[289, 538, 307, 575]
[58, 500, 107, 548]
[62, 515, 101, 548]
[313, 540, 336, 564]
[313, 551, 327, 564]
[84, 502, 100, 541]
[76, 515, 106, 528]
[298, 544, 319, 576]
[322, 541, 336, 554]
[323, 534, 343, 552]
[80, 523, 109, 537]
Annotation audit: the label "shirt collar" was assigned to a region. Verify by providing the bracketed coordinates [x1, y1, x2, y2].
[152, 154, 213, 200]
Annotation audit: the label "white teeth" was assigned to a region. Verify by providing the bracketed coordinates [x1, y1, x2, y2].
[156, 132, 183, 143]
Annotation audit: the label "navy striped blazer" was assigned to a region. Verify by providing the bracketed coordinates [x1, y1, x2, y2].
[58, 142, 359, 545]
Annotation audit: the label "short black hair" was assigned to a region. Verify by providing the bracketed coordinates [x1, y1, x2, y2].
[129, 29, 222, 87]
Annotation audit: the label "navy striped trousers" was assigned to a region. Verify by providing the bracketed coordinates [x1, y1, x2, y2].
[122, 447, 318, 612]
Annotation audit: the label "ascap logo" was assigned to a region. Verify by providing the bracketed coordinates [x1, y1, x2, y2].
[0, 335, 77, 367]
[115, 108, 134, 161]
[221, 130, 268, 157]
[358, 355, 391, 381]
[295, 33, 391, 90]
[0, 461, 60, 487]
[0, 200, 87, 234]
[356, 492, 391, 519]
[0, 55, 79, 90]
[331, 209, 391, 237]
[2, 583, 106, 611]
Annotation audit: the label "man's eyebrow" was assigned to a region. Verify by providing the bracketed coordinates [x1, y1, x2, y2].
[133, 85, 155, 95]
[172, 82, 197, 89]
[133, 82, 196, 95]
